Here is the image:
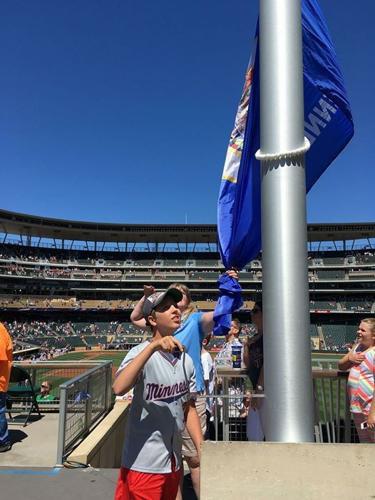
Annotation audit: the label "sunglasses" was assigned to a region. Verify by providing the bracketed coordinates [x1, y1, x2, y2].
[41, 385, 49, 389]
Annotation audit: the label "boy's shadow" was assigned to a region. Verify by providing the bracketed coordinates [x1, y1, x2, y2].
[8, 429, 28, 444]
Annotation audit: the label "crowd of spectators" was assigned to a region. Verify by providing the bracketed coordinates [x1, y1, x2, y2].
[5, 320, 147, 353]
[13, 346, 71, 362]
[0, 293, 372, 314]
[0, 296, 137, 310]
[0, 245, 374, 273]
[4, 318, 257, 358]
[2, 315, 362, 362]
[1, 261, 374, 283]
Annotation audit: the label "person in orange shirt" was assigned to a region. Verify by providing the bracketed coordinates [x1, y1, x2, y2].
[0, 322, 13, 452]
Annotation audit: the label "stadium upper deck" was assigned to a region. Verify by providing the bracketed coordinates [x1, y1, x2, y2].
[1, 208, 375, 250]
[0, 209, 374, 302]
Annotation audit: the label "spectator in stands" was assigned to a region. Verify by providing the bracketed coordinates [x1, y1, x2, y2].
[36, 380, 55, 402]
[113, 288, 202, 500]
[338, 318, 375, 443]
[214, 318, 243, 366]
[243, 301, 265, 440]
[201, 334, 215, 440]
[243, 302, 264, 394]
[130, 270, 238, 500]
[238, 390, 252, 418]
[0, 322, 13, 452]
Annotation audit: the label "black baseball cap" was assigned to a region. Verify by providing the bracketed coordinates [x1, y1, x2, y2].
[142, 288, 183, 318]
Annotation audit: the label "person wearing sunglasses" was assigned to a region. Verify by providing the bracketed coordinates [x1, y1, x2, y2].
[36, 380, 55, 402]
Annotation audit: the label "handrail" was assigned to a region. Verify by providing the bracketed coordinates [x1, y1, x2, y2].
[58, 360, 112, 388]
[215, 366, 352, 443]
[56, 360, 113, 465]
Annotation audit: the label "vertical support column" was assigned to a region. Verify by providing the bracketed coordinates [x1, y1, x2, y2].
[258, 0, 314, 441]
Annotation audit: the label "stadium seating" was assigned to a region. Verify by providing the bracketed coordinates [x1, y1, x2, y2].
[320, 324, 357, 351]
[341, 299, 373, 312]
[317, 270, 345, 280]
[0, 234, 374, 355]
[310, 300, 338, 310]
[322, 257, 345, 265]
[348, 272, 375, 280]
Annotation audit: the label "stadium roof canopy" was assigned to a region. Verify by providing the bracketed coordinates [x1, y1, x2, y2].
[0, 208, 374, 244]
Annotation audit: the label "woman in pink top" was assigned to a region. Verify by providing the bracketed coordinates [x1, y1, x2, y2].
[339, 318, 375, 443]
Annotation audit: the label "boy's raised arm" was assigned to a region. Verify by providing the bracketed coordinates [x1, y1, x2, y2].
[130, 285, 155, 329]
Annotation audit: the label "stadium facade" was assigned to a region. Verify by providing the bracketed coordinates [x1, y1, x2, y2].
[0, 208, 374, 353]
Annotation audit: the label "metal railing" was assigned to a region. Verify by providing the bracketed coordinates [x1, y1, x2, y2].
[56, 361, 113, 465]
[14, 360, 108, 401]
[11, 361, 114, 463]
[312, 369, 351, 443]
[212, 367, 352, 443]
[214, 368, 250, 442]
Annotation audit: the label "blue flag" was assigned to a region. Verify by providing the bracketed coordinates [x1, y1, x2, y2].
[217, 0, 354, 271]
[213, 273, 243, 336]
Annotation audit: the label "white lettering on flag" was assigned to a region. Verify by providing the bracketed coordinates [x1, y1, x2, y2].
[304, 97, 338, 145]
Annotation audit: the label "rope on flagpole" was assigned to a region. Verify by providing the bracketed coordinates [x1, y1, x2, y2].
[255, 137, 310, 161]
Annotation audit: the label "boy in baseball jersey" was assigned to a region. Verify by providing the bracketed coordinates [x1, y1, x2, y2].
[113, 288, 202, 500]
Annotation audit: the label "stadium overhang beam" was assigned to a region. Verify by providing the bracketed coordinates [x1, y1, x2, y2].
[0, 209, 374, 245]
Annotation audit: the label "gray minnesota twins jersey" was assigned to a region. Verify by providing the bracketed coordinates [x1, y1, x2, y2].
[117, 341, 196, 473]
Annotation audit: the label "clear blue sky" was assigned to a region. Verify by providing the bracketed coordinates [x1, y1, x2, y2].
[0, 0, 373, 225]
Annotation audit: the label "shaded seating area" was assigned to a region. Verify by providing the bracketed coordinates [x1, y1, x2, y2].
[7, 366, 42, 426]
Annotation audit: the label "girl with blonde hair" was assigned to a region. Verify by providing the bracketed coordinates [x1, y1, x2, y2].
[339, 318, 375, 443]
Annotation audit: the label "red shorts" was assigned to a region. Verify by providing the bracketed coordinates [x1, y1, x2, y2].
[114, 466, 182, 500]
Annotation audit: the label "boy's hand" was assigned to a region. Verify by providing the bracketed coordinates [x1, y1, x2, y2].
[151, 336, 184, 354]
[225, 269, 239, 280]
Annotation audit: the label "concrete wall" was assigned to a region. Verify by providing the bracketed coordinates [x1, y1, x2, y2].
[67, 401, 129, 468]
[201, 442, 375, 500]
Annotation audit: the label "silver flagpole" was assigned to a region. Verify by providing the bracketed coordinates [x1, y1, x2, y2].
[257, 0, 314, 441]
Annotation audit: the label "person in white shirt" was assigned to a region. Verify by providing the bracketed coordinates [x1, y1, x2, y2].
[201, 334, 215, 439]
[215, 319, 243, 367]
[214, 319, 244, 418]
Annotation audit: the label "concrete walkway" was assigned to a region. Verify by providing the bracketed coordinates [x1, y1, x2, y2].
[0, 412, 197, 499]
[0, 467, 197, 500]
[0, 467, 118, 500]
[0, 413, 59, 467]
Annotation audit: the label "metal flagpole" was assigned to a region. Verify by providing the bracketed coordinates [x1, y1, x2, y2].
[256, 0, 314, 441]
